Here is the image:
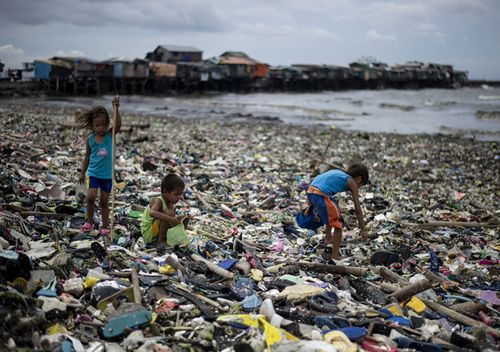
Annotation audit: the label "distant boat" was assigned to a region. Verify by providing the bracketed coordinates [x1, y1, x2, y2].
[478, 95, 500, 100]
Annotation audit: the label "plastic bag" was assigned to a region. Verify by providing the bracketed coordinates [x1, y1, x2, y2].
[166, 224, 189, 246]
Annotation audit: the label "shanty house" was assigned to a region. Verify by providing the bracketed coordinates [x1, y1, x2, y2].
[109, 58, 149, 78]
[323, 65, 350, 80]
[349, 62, 380, 80]
[292, 65, 327, 79]
[149, 62, 177, 78]
[34, 59, 72, 80]
[146, 45, 203, 63]
[218, 51, 269, 79]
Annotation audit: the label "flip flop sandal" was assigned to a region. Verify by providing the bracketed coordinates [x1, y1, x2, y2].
[394, 336, 443, 352]
[80, 222, 94, 233]
[361, 335, 397, 352]
[370, 251, 400, 266]
[314, 315, 351, 330]
[323, 330, 357, 352]
[336, 327, 367, 341]
[308, 295, 339, 314]
[91, 241, 107, 261]
[349, 278, 388, 306]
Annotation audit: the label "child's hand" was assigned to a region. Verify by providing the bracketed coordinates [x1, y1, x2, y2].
[360, 229, 369, 240]
[78, 173, 86, 184]
[112, 96, 120, 109]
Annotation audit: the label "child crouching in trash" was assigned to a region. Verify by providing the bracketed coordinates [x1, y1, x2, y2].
[140, 174, 187, 254]
[297, 163, 369, 261]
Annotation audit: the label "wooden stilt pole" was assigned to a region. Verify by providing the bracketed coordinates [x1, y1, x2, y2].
[106, 96, 118, 250]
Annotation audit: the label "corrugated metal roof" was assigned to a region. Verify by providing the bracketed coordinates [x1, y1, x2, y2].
[218, 56, 257, 65]
[158, 45, 202, 53]
[220, 51, 249, 58]
[35, 59, 72, 69]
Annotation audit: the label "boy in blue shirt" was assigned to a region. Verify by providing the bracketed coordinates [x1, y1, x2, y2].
[305, 163, 369, 260]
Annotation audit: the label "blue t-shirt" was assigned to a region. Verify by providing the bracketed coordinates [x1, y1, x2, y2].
[88, 132, 113, 179]
[311, 169, 351, 196]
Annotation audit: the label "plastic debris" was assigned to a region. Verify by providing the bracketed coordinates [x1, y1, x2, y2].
[0, 99, 499, 351]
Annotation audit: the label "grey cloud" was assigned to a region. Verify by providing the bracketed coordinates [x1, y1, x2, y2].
[0, 0, 230, 31]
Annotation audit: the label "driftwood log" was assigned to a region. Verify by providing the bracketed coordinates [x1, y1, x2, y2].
[422, 298, 500, 337]
[298, 261, 367, 277]
[390, 279, 433, 302]
[191, 253, 234, 279]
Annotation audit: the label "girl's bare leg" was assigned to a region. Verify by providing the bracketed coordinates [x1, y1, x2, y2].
[86, 188, 98, 224]
[100, 191, 110, 229]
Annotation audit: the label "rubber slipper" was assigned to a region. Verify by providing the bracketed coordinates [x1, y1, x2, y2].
[230, 277, 254, 301]
[314, 315, 350, 330]
[242, 293, 262, 312]
[99, 229, 110, 236]
[91, 242, 107, 261]
[323, 330, 357, 352]
[218, 258, 238, 270]
[341, 327, 367, 341]
[349, 278, 388, 305]
[394, 336, 443, 352]
[308, 292, 339, 314]
[370, 251, 400, 266]
[388, 316, 412, 327]
[79, 222, 94, 233]
[361, 335, 397, 352]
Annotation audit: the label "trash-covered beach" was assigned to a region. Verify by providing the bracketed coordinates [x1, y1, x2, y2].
[0, 98, 499, 351]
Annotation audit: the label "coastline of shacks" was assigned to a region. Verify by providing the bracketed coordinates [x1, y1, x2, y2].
[2, 45, 469, 95]
[0, 98, 499, 351]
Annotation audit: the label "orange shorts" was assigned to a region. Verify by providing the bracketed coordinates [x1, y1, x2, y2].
[307, 186, 343, 229]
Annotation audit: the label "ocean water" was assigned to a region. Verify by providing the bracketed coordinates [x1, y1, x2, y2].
[42, 87, 500, 140]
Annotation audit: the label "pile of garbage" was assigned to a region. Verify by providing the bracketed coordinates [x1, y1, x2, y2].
[0, 100, 499, 351]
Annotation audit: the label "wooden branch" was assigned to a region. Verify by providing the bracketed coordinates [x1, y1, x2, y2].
[298, 261, 367, 277]
[191, 254, 234, 279]
[164, 255, 189, 278]
[173, 284, 225, 311]
[20, 211, 67, 220]
[131, 266, 142, 305]
[373, 266, 409, 285]
[421, 298, 500, 337]
[407, 221, 499, 229]
[390, 279, 433, 302]
[451, 302, 487, 315]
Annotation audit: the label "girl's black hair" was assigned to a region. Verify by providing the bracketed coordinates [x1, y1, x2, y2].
[347, 163, 369, 185]
[161, 174, 185, 193]
[75, 106, 110, 129]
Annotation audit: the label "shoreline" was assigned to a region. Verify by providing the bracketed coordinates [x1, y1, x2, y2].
[2, 93, 500, 142]
[1, 79, 500, 99]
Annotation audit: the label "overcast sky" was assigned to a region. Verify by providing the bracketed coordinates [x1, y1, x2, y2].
[1, 0, 499, 79]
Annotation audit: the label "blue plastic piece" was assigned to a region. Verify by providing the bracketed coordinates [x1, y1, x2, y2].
[315, 315, 350, 330]
[394, 336, 443, 352]
[338, 327, 367, 341]
[60, 340, 74, 352]
[218, 258, 238, 270]
[242, 293, 262, 311]
[102, 308, 152, 339]
[231, 277, 254, 300]
[388, 316, 412, 327]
